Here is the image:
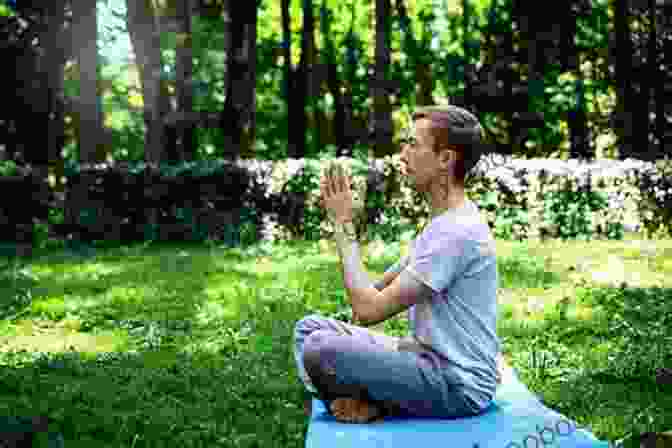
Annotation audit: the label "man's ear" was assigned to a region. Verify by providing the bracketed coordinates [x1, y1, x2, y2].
[440, 149, 456, 165]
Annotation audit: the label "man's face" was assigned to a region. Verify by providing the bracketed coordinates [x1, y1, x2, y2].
[400, 118, 453, 192]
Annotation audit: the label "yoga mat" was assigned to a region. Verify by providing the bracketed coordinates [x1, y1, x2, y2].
[305, 363, 612, 448]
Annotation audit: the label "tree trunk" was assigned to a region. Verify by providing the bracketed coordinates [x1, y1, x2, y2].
[295, 0, 316, 158]
[613, 0, 634, 160]
[161, 78, 179, 162]
[568, 73, 591, 161]
[72, 0, 102, 166]
[242, 2, 258, 159]
[175, 0, 196, 161]
[63, 0, 103, 245]
[645, 0, 661, 160]
[281, 0, 298, 157]
[652, 5, 666, 158]
[321, 2, 350, 156]
[127, 0, 165, 166]
[343, 9, 361, 149]
[304, 0, 318, 152]
[373, 0, 393, 157]
[498, 5, 515, 154]
[221, 0, 258, 161]
[127, 0, 167, 239]
[42, 0, 68, 192]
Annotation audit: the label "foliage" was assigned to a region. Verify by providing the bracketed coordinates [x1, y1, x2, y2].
[542, 189, 615, 241]
[637, 158, 672, 239]
[0, 160, 19, 176]
[279, 162, 324, 241]
[363, 189, 413, 244]
[83, 0, 640, 166]
[3, 0, 670, 249]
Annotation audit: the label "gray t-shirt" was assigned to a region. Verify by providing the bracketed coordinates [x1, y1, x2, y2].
[401, 199, 501, 412]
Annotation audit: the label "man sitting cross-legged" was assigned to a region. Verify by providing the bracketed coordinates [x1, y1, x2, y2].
[293, 105, 503, 423]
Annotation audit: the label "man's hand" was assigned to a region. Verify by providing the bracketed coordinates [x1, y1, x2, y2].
[320, 162, 355, 224]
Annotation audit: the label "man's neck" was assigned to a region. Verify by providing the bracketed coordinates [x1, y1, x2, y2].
[430, 191, 467, 218]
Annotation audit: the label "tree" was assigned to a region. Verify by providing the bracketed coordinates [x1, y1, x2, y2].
[568, 75, 591, 160]
[651, 3, 668, 159]
[292, 0, 317, 158]
[320, 1, 350, 156]
[220, 0, 258, 160]
[42, 0, 68, 183]
[126, 0, 167, 238]
[342, 10, 361, 151]
[280, 0, 300, 157]
[126, 0, 166, 166]
[372, 0, 393, 157]
[72, 0, 103, 166]
[174, 0, 196, 162]
[63, 0, 107, 246]
[646, 0, 663, 160]
[613, 0, 635, 160]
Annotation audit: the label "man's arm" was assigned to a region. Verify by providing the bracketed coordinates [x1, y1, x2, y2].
[373, 255, 411, 291]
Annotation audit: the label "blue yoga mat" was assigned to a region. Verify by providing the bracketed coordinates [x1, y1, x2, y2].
[305, 363, 612, 448]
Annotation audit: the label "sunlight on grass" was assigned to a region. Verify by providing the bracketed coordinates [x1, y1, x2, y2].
[662, 258, 672, 272]
[195, 300, 237, 324]
[0, 318, 127, 354]
[70, 262, 123, 278]
[105, 284, 154, 302]
[1, 331, 122, 353]
[30, 296, 69, 319]
[572, 304, 595, 321]
[30, 261, 123, 281]
[0, 235, 669, 447]
[203, 274, 250, 300]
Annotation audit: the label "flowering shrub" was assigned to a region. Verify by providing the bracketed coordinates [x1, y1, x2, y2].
[257, 155, 671, 244]
[50, 155, 671, 247]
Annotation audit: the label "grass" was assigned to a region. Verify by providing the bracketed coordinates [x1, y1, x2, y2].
[0, 232, 670, 447]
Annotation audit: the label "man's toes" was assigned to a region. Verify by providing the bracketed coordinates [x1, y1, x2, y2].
[330, 400, 339, 413]
[331, 398, 350, 420]
[353, 401, 366, 422]
[330, 398, 383, 423]
[331, 398, 346, 415]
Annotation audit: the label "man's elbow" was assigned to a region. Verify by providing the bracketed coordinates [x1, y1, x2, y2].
[354, 304, 386, 327]
[353, 300, 379, 327]
[352, 306, 370, 327]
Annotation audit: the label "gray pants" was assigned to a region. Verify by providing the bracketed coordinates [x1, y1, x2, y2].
[293, 314, 479, 418]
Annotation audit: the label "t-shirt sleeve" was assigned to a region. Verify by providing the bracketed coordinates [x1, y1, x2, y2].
[404, 228, 466, 294]
[373, 255, 410, 291]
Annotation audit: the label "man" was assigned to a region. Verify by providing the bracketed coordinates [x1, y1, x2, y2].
[294, 105, 504, 423]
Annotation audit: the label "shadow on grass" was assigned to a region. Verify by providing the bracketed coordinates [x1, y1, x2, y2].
[1, 236, 671, 447]
[0, 238, 312, 447]
[0, 340, 308, 448]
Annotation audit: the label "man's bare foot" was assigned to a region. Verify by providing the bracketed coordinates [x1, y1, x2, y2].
[330, 398, 384, 424]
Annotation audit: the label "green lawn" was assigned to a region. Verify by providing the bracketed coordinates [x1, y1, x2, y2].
[0, 233, 671, 447]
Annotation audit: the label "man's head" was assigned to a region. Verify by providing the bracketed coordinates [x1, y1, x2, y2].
[399, 105, 484, 208]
